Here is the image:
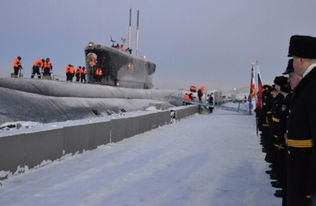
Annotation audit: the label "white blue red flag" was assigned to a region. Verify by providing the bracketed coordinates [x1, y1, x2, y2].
[248, 66, 256, 114]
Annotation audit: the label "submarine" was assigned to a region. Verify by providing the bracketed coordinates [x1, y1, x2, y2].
[0, 10, 188, 126]
[84, 9, 156, 89]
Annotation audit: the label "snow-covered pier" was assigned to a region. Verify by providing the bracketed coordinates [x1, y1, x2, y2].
[0, 109, 280, 206]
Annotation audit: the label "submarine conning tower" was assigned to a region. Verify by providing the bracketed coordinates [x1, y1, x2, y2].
[84, 9, 156, 89]
[84, 42, 156, 89]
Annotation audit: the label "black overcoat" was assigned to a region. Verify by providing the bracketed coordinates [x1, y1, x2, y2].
[287, 66, 316, 206]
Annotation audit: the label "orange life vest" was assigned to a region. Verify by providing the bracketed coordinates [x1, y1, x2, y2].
[183, 94, 191, 101]
[95, 68, 103, 76]
[13, 58, 21, 67]
[43, 61, 52, 69]
[33, 59, 43, 67]
[198, 86, 205, 94]
[81, 68, 87, 75]
[66, 65, 75, 74]
[76, 67, 82, 74]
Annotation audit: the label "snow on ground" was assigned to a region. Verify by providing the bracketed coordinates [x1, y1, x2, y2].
[0, 109, 280, 206]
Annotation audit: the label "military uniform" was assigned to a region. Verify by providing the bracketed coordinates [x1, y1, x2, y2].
[269, 93, 284, 168]
[286, 67, 316, 205]
[259, 86, 273, 155]
[286, 35, 316, 206]
[271, 93, 285, 173]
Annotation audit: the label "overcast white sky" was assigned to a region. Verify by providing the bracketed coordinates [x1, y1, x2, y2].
[1, 0, 316, 90]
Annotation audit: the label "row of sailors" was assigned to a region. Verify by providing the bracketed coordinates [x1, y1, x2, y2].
[257, 35, 316, 206]
[12, 57, 90, 83]
[65, 65, 87, 82]
[31, 58, 53, 78]
[12, 57, 53, 78]
[256, 72, 296, 205]
[12, 56, 105, 84]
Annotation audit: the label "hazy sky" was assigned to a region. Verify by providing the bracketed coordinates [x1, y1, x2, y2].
[1, 0, 316, 90]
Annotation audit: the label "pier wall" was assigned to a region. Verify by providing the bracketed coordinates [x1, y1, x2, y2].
[0, 105, 198, 177]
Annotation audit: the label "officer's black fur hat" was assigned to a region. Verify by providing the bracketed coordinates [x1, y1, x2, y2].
[263, 84, 271, 90]
[288, 35, 316, 58]
[283, 59, 294, 75]
[274, 76, 291, 93]
[274, 76, 288, 86]
[263, 84, 272, 94]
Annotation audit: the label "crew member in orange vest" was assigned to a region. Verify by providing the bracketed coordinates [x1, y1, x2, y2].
[188, 93, 195, 100]
[183, 93, 192, 105]
[66, 64, 75, 81]
[31, 59, 43, 79]
[95, 68, 103, 82]
[183, 93, 191, 101]
[12, 56, 22, 76]
[198, 86, 205, 101]
[80, 66, 87, 83]
[75, 66, 82, 82]
[43, 58, 53, 77]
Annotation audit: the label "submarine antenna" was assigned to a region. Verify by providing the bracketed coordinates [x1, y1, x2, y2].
[136, 9, 140, 57]
[128, 8, 132, 52]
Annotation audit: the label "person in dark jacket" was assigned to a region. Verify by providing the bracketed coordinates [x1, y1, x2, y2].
[207, 93, 214, 113]
[31, 59, 43, 79]
[95, 68, 103, 83]
[286, 35, 316, 206]
[12, 56, 22, 76]
[197, 86, 205, 102]
[279, 58, 301, 206]
[75, 66, 82, 82]
[267, 76, 289, 197]
[81, 66, 87, 83]
[259, 84, 273, 152]
[43, 58, 52, 77]
[65, 64, 75, 81]
[264, 85, 278, 165]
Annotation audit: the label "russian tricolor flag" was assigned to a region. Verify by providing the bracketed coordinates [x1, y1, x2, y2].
[248, 65, 256, 114]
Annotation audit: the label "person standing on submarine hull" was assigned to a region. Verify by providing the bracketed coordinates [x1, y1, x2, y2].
[12, 56, 22, 76]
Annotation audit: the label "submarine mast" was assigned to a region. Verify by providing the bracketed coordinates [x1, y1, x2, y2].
[128, 8, 132, 52]
[136, 10, 140, 57]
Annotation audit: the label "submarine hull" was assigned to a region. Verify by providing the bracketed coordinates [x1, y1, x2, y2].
[0, 78, 181, 125]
